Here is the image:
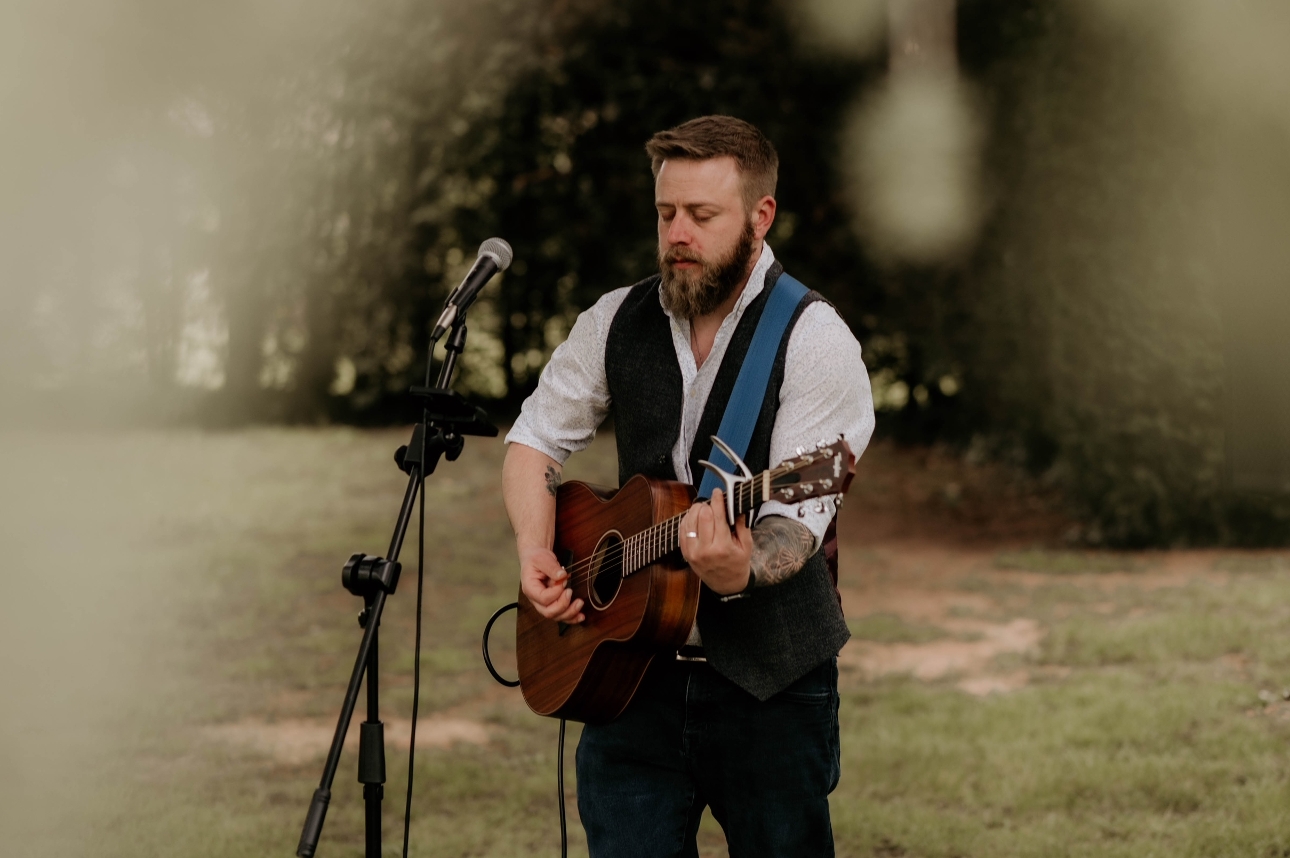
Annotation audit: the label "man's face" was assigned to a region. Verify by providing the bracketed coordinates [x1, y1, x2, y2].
[655, 157, 758, 320]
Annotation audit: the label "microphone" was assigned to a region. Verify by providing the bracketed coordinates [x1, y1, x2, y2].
[431, 238, 514, 340]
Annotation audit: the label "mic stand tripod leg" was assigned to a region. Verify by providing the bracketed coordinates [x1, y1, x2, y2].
[359, 600, 385, 858]
[297, 312, 496, 858]
[296, 464, 422, 858]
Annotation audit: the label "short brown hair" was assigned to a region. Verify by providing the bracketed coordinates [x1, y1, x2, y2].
[645, 115, 778, 210]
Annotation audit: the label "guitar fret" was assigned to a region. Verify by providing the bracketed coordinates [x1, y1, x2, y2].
[626, 456, 831, 579]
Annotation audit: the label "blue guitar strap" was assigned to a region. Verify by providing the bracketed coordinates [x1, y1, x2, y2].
[697, 272, 810, 499]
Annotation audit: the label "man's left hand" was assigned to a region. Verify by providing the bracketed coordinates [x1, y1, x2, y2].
[679, 489, 753, 596]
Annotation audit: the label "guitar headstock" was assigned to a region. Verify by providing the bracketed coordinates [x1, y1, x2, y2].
[764, 438, 856, 506]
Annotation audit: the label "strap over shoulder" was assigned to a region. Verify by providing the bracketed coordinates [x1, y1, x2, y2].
[697, 272, 810, 499]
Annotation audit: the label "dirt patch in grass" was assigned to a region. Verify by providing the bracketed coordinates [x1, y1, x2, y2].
[832, 442, 1281, 697]
[201, 716, 493, 765]
[840, 618, 1042, 691]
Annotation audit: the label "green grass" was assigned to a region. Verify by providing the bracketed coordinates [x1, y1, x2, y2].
[995, 549, 1145, 575]
[835, 673, 1290, 856]
[1212, 554, 1290, 574]
[849, 613, 953, 645]
[6, 427, 1290, 857]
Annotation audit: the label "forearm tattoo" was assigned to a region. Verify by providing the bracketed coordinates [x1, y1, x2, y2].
[544, 465, 562, 497]
[750, 516, 816, 588]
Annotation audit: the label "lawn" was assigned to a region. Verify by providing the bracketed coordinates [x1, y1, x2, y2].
[1, 427, 1287, 856]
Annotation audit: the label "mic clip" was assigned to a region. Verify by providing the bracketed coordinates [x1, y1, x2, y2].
[430, 304, 458, 342]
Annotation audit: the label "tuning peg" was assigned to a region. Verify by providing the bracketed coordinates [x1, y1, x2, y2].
[815, 499, 827, 514]
[816, 438, 830, 450]
[797, 506, 807, 518]
[795, 446, 806, 456]
[834, 495, 844, 509]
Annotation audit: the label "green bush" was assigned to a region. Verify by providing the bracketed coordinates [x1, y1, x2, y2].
[953, 0, 1290, 545]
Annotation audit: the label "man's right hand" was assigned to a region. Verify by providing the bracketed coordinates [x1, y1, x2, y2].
[519, 544, 585, 624]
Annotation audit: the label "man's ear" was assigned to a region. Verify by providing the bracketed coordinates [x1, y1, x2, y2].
[751, 195, 777, 241]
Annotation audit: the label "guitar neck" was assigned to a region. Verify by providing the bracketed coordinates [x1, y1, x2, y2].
[620, 451, 841, 576]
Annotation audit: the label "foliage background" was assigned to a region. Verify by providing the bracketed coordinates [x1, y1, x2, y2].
[3, 0, 1289, 545]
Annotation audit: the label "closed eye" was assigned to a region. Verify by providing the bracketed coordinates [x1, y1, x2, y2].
[687, 205, 719, 223]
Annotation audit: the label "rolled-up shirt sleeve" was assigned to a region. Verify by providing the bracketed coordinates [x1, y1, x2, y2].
[504, 286, 630, 465]
[757, 301, 876, 551]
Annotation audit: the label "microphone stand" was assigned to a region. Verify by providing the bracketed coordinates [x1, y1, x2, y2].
[296, 317, 498, 858]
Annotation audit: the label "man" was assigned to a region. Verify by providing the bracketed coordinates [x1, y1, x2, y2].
[503, 115, 874, 857]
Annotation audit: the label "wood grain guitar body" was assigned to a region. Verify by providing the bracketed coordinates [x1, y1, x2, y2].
[515, 438, 855, 724]
[515, 475, 698, 724]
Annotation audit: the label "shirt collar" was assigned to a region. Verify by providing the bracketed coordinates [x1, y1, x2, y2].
[658, 241, 777, 322]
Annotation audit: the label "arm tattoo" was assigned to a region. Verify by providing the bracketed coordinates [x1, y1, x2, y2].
[544, 465, 562, 498]
[750, 516, 816, 588]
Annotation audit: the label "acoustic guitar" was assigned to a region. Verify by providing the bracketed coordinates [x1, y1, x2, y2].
[516, 438, 856, 723]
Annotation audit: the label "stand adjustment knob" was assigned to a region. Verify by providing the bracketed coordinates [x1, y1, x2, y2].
[342, 553, 402, 598]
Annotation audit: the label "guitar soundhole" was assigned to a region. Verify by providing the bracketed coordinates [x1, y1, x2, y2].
[588, 531, 625, 610]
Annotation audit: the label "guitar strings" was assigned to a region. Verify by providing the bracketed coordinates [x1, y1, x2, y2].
[555, 455, 831, 588]
[555, 466, 775, 587]
[554, 456, 832, 591]
[554, 471, 764, 589]
[554, 449, 842, 590]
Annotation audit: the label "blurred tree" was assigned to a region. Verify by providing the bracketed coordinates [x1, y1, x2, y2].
[955, 0, 1290, 544]
[411, 0, 886, 406]
[9, 0, 1284, 545]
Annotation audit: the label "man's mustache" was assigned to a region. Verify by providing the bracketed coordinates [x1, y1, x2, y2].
[663, 248, 705, 265]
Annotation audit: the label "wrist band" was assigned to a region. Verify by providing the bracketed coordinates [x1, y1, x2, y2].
[718, 569, 756, 603]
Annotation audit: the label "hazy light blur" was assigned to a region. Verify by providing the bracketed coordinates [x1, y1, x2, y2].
[803, 0, 985, 264]
[0, 1, 530, 851]
[844, 70, 984, 263]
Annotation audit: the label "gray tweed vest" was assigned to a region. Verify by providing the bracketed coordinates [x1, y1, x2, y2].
[604, 261, 851, 700]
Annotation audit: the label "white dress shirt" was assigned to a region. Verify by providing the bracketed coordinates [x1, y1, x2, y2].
[506, 242, 875, 551]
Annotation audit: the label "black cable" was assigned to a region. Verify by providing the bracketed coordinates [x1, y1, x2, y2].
[558, 718, 568, 858]
[401, 459, 426, 858]
[482, 603, 520, 687]
[480, 605, 564, 855]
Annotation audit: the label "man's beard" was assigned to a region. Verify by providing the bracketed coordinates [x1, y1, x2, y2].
[658, 220, 757, 320]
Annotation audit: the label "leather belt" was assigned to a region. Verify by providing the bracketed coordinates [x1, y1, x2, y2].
[676, 645, 707, 663]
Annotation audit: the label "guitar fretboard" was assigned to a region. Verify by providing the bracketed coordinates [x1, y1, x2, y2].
[619, 451, 839, 576]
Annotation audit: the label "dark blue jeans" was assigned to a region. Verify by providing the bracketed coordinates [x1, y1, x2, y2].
[575, 656, 840, 857]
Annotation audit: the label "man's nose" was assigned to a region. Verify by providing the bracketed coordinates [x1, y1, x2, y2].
[666, 214, 694, 246]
